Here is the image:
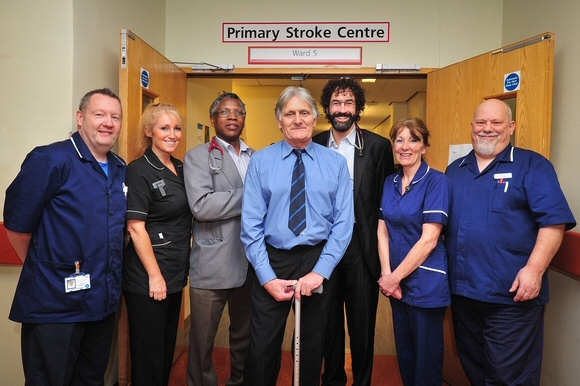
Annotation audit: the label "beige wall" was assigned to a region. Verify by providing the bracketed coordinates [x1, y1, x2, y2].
[165, 0, 503, 69]
[71, 0, 167, 116]
[2, 0, 580, 385]
[0, 1, 73, 384]
[0, 0, 73, 215]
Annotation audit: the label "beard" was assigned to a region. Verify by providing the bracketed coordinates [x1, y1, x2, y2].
[329, 112, 357, 132]
[474, 138, 497, 156]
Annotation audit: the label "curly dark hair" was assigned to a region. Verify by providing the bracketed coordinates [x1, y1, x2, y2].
[320, 78, 366, 122]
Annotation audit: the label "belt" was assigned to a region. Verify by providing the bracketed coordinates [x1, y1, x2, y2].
[266, 240, 326, 253]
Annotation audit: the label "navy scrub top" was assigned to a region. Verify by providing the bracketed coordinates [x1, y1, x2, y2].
[445, 145, 576, 306]
[379, 161, 451, 308]
[5, 131, 127, 323]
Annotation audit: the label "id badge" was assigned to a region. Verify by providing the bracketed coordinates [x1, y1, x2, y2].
[64, 261, 91, 293]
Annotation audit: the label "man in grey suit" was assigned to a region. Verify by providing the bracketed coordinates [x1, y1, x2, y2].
[184, 92, 254, 386]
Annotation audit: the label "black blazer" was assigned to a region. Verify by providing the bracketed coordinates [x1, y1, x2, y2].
[313, 128, 394, 279]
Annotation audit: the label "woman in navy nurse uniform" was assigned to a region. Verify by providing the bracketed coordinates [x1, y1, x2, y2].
[377, 118, 450, 386]
[123, 103, 192, 386]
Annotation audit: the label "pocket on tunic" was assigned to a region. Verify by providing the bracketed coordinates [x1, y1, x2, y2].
[28, 259, 86, 316]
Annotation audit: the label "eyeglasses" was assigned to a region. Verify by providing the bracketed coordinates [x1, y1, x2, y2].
[215, 109, 246, 118]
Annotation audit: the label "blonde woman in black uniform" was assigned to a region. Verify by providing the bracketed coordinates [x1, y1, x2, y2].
[123, 103, 192, 386]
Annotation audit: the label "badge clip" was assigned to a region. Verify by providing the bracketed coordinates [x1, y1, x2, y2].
[64, 260, 91, 293]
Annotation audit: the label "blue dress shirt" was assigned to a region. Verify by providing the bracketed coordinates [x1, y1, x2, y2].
[241, 140, 354, 285]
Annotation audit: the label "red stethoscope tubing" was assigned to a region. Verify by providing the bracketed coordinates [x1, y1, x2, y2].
[208, 136, 225, 172]
[208, 136, 224, 155]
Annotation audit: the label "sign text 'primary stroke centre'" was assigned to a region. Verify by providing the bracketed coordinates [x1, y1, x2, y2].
[222, 22, 390, 43]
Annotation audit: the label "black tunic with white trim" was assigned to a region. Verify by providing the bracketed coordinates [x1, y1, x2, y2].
[123, 147, 192, 295]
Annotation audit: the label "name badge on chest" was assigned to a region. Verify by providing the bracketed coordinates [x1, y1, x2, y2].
[64, 260, 91, 293]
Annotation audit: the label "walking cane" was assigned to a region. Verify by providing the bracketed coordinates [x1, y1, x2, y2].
[293, 285, 323, 386]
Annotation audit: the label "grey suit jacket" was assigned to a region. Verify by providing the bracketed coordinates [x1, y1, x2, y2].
[184, 141, 254, 289]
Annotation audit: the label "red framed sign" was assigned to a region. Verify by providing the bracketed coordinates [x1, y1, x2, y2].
[224, 22, 389, 43]
[248, 46, 363, 65]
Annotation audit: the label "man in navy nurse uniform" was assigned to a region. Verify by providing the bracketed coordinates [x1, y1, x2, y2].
[445, 98, 576, 385]
[3, 88, 126, 385]
[241, 86, 354, 385]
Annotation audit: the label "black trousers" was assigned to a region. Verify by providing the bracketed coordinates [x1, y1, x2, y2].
[244, 242, 330, 386]
[21, 313, 116, 386]
[322, 228, 379, 386]
[124, 290, 183, 386]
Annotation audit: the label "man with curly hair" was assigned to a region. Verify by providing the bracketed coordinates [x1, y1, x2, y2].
[314, 78, 395, 385]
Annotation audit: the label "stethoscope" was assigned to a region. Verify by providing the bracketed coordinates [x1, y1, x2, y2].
[327, 124, 364, 156]
[353, 125, 364, 156]
[208, 136, 225, 173]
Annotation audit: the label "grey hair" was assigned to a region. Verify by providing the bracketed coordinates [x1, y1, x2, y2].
[275, 86, 319, 120]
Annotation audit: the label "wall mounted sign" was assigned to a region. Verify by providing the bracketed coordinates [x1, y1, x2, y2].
[504, 71, 521, 92]
[248, 46, 362, 65]
[224, 22, 389, 43]
[140, 68, 150, 89]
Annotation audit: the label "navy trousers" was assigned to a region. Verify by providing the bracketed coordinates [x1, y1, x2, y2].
[451, 295, 544, 386]
[390, 299, 446, 386]
[21, 313, 116, 386]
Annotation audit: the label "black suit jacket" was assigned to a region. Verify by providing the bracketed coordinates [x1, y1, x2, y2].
[313, 128, 394, 280]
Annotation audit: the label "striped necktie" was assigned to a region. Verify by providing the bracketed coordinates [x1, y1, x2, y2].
[289, 149, 306, 235]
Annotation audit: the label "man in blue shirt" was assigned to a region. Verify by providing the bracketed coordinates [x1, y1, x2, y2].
[241, 86, 354, 385]
[445, 98, 576, 385]
[4, 88, 126, 385]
